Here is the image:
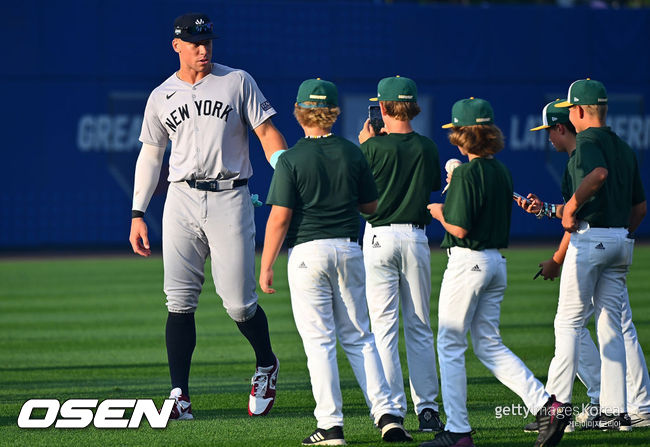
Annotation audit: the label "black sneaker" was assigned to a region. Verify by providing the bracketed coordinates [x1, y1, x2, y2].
[535, 395, 572, 447]
[302, 426, 346, 445]
[419, 408, 445, 432]
[523, 421, 539, 432]
[524, 420, 575, 433]
[378, 414, 413, 442]
[419, 430, 475, 447]
[597, 413, 632, 432]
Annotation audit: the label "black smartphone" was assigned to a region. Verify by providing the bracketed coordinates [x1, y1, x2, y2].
[368, 105, 384, 134]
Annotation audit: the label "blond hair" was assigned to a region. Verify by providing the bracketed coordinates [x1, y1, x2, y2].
[583, 104, 607, 122]
[381, 101, 421, 121]
[293, 102, 340, 129]
[448, 124, 505, 157]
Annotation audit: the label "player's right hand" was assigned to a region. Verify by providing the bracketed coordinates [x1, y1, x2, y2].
[538, 258, 561, 280]
[259, 268, 276, 294]
[129, 218, 151, 257]
[358, 119, 375, 145]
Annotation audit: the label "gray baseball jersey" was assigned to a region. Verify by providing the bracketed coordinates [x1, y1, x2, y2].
[140, 63, 276, 181]
[139, 63, 275, 320]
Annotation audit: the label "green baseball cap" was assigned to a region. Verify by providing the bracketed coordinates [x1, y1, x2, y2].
[369, 76, 417, 102]
[530, 99, 571, 131]
[296, 78, 338, 108]
[442, 97, 494, 129]
[555, 78, 608, 108]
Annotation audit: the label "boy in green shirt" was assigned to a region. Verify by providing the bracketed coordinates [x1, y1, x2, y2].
[423, 98, 570, 447]
[357, 75, 443, 432]
[542, 79, 646, 430]
[260, 78, 412, 445]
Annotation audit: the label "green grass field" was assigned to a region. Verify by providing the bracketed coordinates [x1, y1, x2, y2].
[1, 246, 649, 446]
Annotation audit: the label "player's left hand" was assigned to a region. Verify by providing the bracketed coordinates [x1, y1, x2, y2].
[427, 203, 444, 221]
[259, 268, 276, 294]
[516, 193, 542, 214]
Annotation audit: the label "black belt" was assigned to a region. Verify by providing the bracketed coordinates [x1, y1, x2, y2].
[186, 178, 248, 191]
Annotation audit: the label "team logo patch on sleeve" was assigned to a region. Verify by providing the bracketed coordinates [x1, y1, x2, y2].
[260, 101, 273, 111]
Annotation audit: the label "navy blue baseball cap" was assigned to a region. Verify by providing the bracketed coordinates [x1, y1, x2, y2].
[173, 13, 219, 42]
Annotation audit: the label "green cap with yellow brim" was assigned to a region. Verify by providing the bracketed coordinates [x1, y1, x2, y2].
[555, 78, 608, 108]
[441, 97, 494, 129]
[530, 99, 571, 131]
[296, 78, 338, 108]
[369, 76, 417, 102]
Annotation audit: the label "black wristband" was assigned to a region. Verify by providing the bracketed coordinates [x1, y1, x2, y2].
[132, 210, 145, 219]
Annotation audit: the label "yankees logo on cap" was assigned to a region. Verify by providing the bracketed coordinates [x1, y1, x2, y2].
[173, 12, 219, 42]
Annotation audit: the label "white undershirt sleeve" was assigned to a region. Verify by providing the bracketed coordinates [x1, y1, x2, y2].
[132, 143, 166, 213]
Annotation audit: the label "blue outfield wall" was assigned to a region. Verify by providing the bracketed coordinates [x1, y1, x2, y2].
[2, 1, 649, 249]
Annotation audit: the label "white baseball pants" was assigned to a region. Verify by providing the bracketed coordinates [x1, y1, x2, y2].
[363, 223, 439, 417]
[162, 181, 258, 321]
[545, 223, 633, 415]
[287, 238, 396, 429]
[576, 288, 650, 413]
[438, 247, 549, 433]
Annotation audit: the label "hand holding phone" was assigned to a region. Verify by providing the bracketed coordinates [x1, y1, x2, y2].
[513, 192, 531, 205]
[368, 105, 384, 135]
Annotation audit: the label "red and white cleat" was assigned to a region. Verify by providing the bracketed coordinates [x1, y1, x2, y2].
[248, 356, 279, 416]
[169, 387, 193, 420]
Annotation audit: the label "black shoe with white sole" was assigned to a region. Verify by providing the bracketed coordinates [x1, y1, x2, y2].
[419, 408, 445, 432]
[302, 426, 346, 445]
[378, 414, 413, 442]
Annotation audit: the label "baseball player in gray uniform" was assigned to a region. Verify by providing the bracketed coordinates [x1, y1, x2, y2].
[128, 12, 287, 419]
[260, 78, 412, 445]
[357, 76, 443, 432]
[423, 98, 570, 447]
[519, 93, 650, 430]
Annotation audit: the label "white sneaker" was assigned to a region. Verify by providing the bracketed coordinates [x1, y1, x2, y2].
[248, 356, 279, 416]
[169, 387, 193, 420]
[629, 412, 650, 428]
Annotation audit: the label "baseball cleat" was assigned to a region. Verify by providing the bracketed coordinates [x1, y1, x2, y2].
[524, 421, 539, 432]
[248, 356, 279, 416]
[534, 395, 572, 447]
[524, 420, 575, 433]
[168, 387, 193, 420]
[378, 413, 413, 442]
[629, 412, 650, 428]
[596, 413, 632, 431]
[419, 430, 475, 447]
[302, 426, 346, 445]
[574, 403, 599, 427]
[418, 408, 445, 432]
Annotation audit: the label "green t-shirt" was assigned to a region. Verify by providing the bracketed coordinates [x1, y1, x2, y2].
[561, 151, 577, 204]
[441, 157, 513, 250]
[360, 132, 441, 226]
[564, 127, 645, 227]
[266, 135, 378, 247]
